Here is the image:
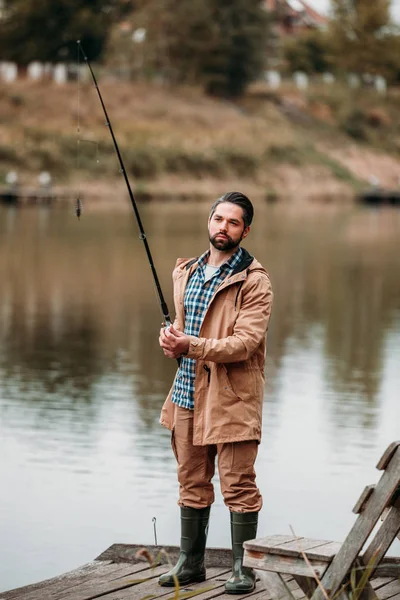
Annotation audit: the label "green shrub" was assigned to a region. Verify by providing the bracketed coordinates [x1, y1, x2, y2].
[266, 144, 305, 166]
[217, 148, 259, 175]
[125, 146, 163, 178]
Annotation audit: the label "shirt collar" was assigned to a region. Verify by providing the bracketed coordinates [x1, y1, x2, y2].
[197, 246, 243, 271]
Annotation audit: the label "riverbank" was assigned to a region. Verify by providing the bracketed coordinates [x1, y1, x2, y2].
[1, 79, 400, 202]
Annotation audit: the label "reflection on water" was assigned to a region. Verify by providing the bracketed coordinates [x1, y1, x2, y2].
[0, 203, 399, 591]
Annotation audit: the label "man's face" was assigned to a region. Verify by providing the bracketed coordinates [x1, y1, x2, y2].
[208, 202, 250, 251]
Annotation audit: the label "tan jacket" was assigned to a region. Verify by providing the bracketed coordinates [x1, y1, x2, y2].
[160, 248, 273, 445]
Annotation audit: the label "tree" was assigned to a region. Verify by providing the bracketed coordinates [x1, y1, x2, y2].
[0, 0, 121, 65]
[329, 0, 397, 77]
[283, 29, 334, 74]
[200, 0, 271, 97]
[137, 0, 271, 97]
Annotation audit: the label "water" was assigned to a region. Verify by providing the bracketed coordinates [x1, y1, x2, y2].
[0, 202, 399, 592]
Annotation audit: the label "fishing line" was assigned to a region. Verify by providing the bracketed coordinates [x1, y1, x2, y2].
[76, 40, 175, 342]
[75, 50, 101, 220]
[76, 43, 82, 219]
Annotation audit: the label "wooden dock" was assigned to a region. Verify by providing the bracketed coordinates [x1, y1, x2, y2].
[0, 544, 270, 600]
[1, 543, 400, 600]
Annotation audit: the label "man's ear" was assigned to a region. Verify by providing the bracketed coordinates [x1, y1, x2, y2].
[242, 225, 250, 240]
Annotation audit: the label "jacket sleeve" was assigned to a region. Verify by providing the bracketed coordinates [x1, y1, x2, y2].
[185, 274, 273, 363]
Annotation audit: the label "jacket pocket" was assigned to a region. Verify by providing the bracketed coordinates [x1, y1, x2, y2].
[224, 363, 261, 403]
[217, 364, 240, 402]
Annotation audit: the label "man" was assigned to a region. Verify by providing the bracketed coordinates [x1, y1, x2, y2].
[158, 191, 273, 594]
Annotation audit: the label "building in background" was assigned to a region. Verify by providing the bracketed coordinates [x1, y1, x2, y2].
[264, 0, 328, 36]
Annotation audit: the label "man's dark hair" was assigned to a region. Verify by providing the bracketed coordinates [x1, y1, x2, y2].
[209, 191, 254, 228]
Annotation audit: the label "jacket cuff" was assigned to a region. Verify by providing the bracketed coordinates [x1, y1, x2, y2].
[186, 335, 204, 359]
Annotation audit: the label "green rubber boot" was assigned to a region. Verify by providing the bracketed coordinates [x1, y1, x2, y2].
[158, 506, 210, 587]
[225, 511, 258, 595]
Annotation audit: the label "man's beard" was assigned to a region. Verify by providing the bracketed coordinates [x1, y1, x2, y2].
[209, 232, 241, 251]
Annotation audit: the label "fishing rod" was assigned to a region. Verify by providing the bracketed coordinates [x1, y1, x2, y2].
[77, 40, 173, 333]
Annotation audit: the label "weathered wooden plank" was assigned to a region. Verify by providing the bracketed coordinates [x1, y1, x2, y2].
[286, 577, 307, 599]
[271, 541, 341, 562]
[244, 536, 302, 554]
[363, 496, 400, 573]
[290, 587, 307, 600]
[160, 568, 233, 600]
[96, 544, 233, 568]
[53, 562, 153, 600]
[38, 563, 148, 600]
[248, 592, 277, 600]
[262, 536, 301, 547]
[377, 442, 400, 471]
[96, 566, 271, 600]
[244, 551, 329, 579]
[354, 486, 376, 515]
[251, 590, 297, 600]
[376, 579, 400, 600]
[258, 571, 297, 600]
[272, 539, 334, 555]
[292, 575, 318, 598]
[53, 564, 165, 600]
[304, 542, 342, 562]
[0, 561, 117, 600]
[311, 446, 400, 600]
[208, 587, 276, 600]
[103, 566, 230, 600]
[374, 557, 400, 578]
[372, 579, 398, 591]
[244, 539, 341, 562]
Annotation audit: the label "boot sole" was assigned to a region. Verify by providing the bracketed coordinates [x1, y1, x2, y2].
[159, 574, 206, 587]
[225, 587, 256, 595]
[225, 583, 256, 595]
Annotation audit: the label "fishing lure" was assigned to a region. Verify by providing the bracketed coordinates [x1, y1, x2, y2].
[75, 196, 82, 219]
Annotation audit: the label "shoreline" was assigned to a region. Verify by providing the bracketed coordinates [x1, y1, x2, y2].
[0, 173, 357, 207]
[2, 181, 398, 209]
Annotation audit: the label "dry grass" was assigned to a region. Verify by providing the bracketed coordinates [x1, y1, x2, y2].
[1, 78, 399, 200]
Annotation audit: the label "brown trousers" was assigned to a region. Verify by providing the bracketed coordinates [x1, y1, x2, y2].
[171, 406, 262, 512]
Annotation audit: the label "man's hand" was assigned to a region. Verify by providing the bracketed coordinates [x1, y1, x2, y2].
[159, 324, 190, 359]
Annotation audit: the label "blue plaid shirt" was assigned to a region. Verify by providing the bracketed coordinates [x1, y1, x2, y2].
[171, 247, 243, 410]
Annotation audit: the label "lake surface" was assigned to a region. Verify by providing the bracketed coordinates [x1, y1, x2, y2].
[0, 201, 399, 592]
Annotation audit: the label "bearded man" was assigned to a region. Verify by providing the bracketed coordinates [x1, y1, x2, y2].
[158, 191, 273, 594]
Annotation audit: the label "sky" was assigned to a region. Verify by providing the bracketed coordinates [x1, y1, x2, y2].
[308, 0, 400, 22]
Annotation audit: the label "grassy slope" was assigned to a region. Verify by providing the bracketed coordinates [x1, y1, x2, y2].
[1, 78, 399, 201]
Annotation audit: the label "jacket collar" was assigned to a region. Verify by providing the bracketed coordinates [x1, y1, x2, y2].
[231, 248, 254, 275]
[184, 247, 254, 275]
